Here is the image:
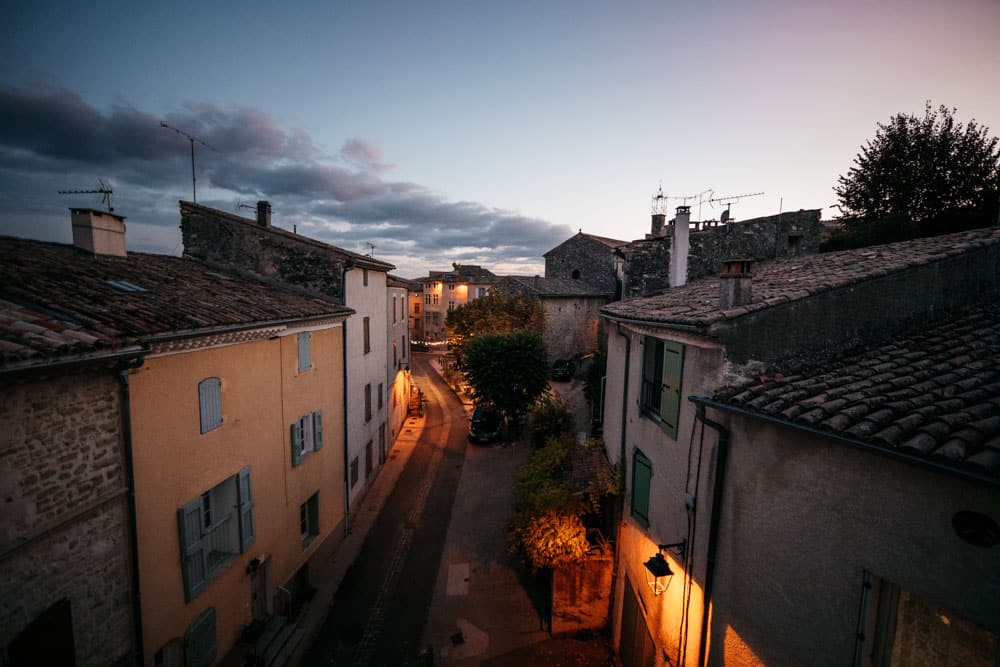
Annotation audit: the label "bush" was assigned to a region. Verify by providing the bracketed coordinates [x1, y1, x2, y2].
[527, 398, 575, 450]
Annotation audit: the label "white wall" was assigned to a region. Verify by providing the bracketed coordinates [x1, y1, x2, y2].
[387, 284, 411, 452]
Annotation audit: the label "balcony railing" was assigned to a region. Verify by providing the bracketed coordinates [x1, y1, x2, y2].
[640, 377, 661, 418]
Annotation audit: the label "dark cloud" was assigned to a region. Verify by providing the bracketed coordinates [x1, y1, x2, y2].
[0, 82, 572, 276]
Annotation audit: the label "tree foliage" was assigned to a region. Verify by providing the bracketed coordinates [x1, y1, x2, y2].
[445, 291, 545, 347]
[834, 103, 1000, 240]
[526, 397, 576, 450]
[462, 331, 549, 425]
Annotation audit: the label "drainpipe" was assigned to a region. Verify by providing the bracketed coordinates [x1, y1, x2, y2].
[694, 402, 730, 667]
[342, 262, 355, 536]
[118, 353, 147, 666]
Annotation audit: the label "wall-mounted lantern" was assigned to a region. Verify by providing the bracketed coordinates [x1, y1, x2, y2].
[643, 541, 686, 596]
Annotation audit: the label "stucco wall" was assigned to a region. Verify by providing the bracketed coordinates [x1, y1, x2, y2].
[0, 371, 134, 666]
[129, 325, 345, 662]
[387, 285, 411, 449]
[708, 416, 1000, 667]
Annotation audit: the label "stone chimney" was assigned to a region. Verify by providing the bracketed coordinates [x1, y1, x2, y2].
[71, 208, 127, 257]
[669, 206, 690, 287]
[719, 259, 754, 310]
[256, 200, 272, 228]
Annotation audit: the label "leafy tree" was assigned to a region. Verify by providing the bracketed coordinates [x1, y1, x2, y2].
[462, 331, 549, 428]
[527, 397, 576, 450]
[834, 103, 999, 241]
[445, 291, 545, 348]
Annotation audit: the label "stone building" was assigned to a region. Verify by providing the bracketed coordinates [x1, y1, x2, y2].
[543, 232, 627, 297]
[1, 208, 353, 666]
[417, 264, 498, 341]
[180, 200, 396, 509]
[600, 225, 1000, 666]
[494, 276, 607, 361]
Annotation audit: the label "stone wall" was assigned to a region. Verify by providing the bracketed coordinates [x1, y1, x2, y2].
[620, 209, 823, 299]
[542, 297, 604, 360]
[545, 235, 619, 296]
[181, 203, 347, 301]
[0, 371, 134, 666]
[552, 552, 613, 634]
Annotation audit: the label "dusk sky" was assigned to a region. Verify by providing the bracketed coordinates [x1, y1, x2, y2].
[2, 0, 998, 278]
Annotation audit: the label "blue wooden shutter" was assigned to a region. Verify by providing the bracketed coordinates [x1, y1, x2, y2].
[178, 499, 207, 601]
[291, 421, 304, 466]
[198, 378, 222, 433]
[659, 342, 684, 439]
[298, 332, 312, 372]
[312, 411, 323, 451]
[184, 606, 216, 667]
[237, 466, 254, 551]
[631, 450, 652, 527]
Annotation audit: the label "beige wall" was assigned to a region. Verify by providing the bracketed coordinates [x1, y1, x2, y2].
[129, 324, 345, 663]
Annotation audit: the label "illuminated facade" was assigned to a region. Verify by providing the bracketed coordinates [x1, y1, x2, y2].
[417, 264, 498, 341]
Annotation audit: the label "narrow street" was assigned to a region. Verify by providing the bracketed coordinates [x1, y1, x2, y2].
[302, 352, 469, 665]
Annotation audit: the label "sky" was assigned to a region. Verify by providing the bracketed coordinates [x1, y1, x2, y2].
[1, 0, 998, 279]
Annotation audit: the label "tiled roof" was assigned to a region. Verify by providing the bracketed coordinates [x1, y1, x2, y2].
[498, 276, 607, 298]
[603, 226, 1000, 326]
[425, 264, 498, 284]
[0, 236, 352, 368]
[710, 303, 1000, 480]
[180, 201, 395, 272]
[543, 231, 628, 257]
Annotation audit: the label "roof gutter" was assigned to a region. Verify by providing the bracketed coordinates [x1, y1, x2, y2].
[601, 312, 707, 334]
[0, 345, 146, 379]
[141, 311, 353, 345]
[691, 396, 1000, 488]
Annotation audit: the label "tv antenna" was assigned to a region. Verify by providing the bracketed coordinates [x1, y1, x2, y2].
[365, 242, 376, 257]
[708, 192, 764, 223]
[661, 188, 715, 220]
[58, 179, 114, 212]
[160, 121, 217, 203]
[236, 201, 256, 214]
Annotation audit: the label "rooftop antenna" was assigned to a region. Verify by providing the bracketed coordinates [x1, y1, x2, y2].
[58, 178, 114, 212]
[236, 201, 256, 214]
[662, 188, 714, 220]
[709, 191, 764, 223]
[366, 242, 376, 257]
[160, 121, 217, 203]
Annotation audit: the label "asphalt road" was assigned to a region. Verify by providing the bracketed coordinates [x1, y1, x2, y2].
[302, 352, 468, 666]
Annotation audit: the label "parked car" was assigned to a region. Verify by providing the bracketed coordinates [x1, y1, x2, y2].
[468, 404, 502, 444]
[552, 358, 576, 381]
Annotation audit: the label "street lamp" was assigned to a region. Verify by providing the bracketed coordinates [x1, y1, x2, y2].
[643, 540, 686, 596]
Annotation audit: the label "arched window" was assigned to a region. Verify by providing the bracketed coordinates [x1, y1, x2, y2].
[571, 269, 581, 280]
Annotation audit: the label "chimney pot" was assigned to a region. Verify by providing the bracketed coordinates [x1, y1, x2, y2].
[719, 259, 754, 310]
[256, 200, 272, 228]
[70, 208, 127, 257]
[669, 207, 691, 287]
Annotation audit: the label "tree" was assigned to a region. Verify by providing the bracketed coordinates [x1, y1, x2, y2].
[445, 291, 544, 347]
[834, 103, 999, 238]
[462, 330, 549, 428]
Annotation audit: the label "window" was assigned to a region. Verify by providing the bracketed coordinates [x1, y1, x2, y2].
[377, 382, 383, 410]
[393, 342, 398, 368]
[401, 335, 406, 359]
[400, 296, 405, 320]
[424, 294, 431, 305]
[198, 378, 222, 433]
[415, 302, 421, 314]
[393, 296, 397, 323]
[448, 300, 455, 311]
[363, 317, 370, 354]
[631, 450, 652, 527]
[290, 411, 324, 466]
[365, 383, 372, 422]
[300, 492, 320, 547]
[477, 287, 489, 298]
[571, 269, 581, 279]
[178, 468, 254, 601]
[184, 607, 216, 667]
[350, 457, 359, 488]
[432, 294, 439, 305]
[297, 332, 311, 373]
[640, 337, 684, 439]
[448, 283, 455, 291]
[363, 268, 369, 286]
[365, 440, 373, 478]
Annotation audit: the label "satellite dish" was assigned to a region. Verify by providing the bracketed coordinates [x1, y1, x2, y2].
[720, 209, 730, 224]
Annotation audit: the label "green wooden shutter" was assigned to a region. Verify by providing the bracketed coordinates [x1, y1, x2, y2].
[184, 606, 216, 667]
[237, 466, 254, 551]
[631, 450, 652, 527]
[291, 421, 304, 466]
[659, 342, 684, 439]
[312, 411, 323, 451]
[198, 378, 222, 433]
[178, 499, 207, 601]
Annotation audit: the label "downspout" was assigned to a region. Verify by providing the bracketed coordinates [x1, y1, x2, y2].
[342, 262, 355, 536]
[118, 353, 146, 666]
[694, 402, 730, 667]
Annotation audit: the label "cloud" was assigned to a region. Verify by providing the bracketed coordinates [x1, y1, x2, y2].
[0, 82, 572, 277]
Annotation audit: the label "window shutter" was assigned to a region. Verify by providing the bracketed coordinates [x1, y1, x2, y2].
[178, 499, 207, 601]
[184, 606, 217, 667]
[198, 378, 222, 434]
[298, 332, 312, 373]
[312, 411, 323, 450]
[631, 450, 652, 527]
[303, 414, 314, 454]
[291, 421, 304, 467]
[237, 466, 254, 551]
[659, 342, 684, 438]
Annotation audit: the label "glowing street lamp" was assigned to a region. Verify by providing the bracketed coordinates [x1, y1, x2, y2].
[643, 541, 686, 597]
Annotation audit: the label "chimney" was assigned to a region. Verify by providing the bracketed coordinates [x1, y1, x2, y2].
[256, 200, 272, 228]
[669, 206, 690, 287]
[71, 208, 127, 257]
[719, 259, 754, 310]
